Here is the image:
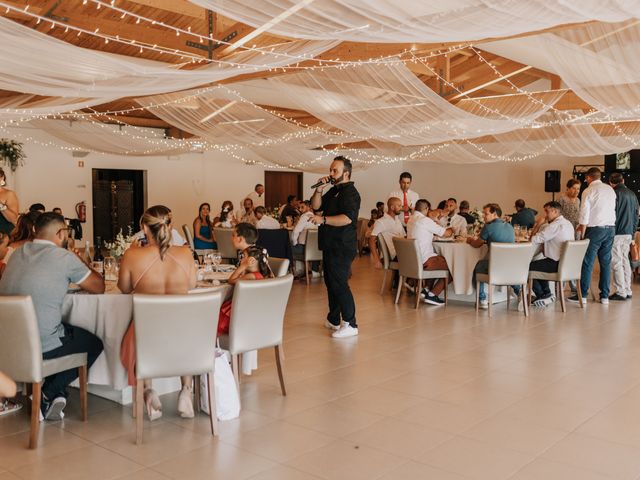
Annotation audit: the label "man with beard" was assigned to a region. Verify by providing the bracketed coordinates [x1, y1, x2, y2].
[0, 212, 104, 421]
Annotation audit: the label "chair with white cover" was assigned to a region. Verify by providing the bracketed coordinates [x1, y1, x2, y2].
[268, 257, 290, 277]
[528, 239, 590, 312]
[378, 235, 399, 295]
[182, 224, 195, 251]
[476, 242, 537, 317]
[304, 229, 323, 286]
[218, 275, 294, 399]
[133, 291, 223, 444]
[213, 227, 237, 263]
[0, 296, 88, 449]
[392, 237, 449, 309]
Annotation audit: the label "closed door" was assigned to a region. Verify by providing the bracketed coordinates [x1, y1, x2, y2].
[264, 171, 303, 209]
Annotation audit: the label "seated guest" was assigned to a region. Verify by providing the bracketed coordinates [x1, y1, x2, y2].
[0, 212, 104, 420]
[407, 199, 453, 305]
[239, 198, 257, 226]
[467, 203, 516, 309]
[232, 221, 258, 259]
[119, 206, 197, 420]
[459, 200, 475, 225]
[132, 208, 186, 247]
[52, 207, 63, 216]
[0, 231, 9, 278]
[436, 200, 447, 210]
[510, 199, 537, 229]
[213, 200, 236, 228]
[438, 198, 468, 236]
[367, 209, 378, 229]
[5, 210, 40, 263]
[279, 195, 300, 223]
[255, 206, 280, 229]
[0, 370, 21, 417]
[291, 201, 319, 276]
[217, 245, 274, 336]
[529, 201, 575, 307]
[369, 197, 404, 269]
[376, 201, 385, 219]
[29, 203, 46, 213]
[192, 202, 215, 249]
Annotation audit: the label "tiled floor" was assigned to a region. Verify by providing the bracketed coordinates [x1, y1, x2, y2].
[2, 256, 640, 479]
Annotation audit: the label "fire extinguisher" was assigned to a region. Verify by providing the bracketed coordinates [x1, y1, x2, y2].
[75, 201, 87, 223]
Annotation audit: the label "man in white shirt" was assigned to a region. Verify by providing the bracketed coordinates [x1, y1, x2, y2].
[438, 198, 467, 236]
[369, 197, 404, 269]
[389, 171, 419, 226]
[238, 198, 257, 226]
[407, 199, 453, 305]
[255, 206, 280, 229]
[291, 201, 318, 276]
[569, 167, 616, 305]
[244, 184, 265, 208]
[529, 201, 575, 307]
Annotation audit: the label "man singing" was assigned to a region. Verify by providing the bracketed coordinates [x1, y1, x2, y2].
[311, 156, 361, 338]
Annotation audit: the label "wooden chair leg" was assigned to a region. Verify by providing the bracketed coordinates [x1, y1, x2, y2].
[79, 365, 88, 422]
[577, 278, 584, 308]
[559, 282, 566, 312]
[521, 285, 529, 317]
[380, 270, 388, 295]
[231, 354, 240, 392]
[29, 382, 41, 449]
[506, 285, 511, 311]
[274, 345, 286, 396]
[395, 276, 403, 304]
[135, 379, 144, 445]
[415, 281, 421, 309]
[444, 277, 448, 306]
[194, 375, 201, 414]
[528, 278, 533, 305]
[206, 372, 218, 436]
[475, 280, 480, 313]
[305, 261, 311, 285]
[132, 385, 137, 418]
[488, 285, 493, 318]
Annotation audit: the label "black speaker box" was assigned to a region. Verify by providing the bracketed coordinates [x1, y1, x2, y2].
[544, 170, 561, 193]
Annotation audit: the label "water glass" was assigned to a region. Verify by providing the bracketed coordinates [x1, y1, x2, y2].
[212, 253, 222, 272]
[204, 253, 213, 272]
[104, 256, 115, 280]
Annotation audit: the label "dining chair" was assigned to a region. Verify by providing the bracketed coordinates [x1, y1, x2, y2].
[182, 224, 195, 252]
[377, 235, 399, 295]
[392, 237, 449, 309]
[133, 291, 223, 445]
[304, 229, 323, 285]
[217, 275, 294, 402]
[0, 296, 88, 449]
[475, 242, 537, 317]
[268, 257, 290, 277]
[213, 227, 237, 263]
[528, 239, 590, 312]
[356, 218, 368, 256]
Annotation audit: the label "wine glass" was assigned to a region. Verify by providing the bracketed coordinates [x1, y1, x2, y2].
[212, 253, 222, 272]
[104, 256, 115, 280]
[204, 253, 213, 272]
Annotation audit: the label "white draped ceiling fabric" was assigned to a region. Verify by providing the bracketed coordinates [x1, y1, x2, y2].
[189, 0, 640, 43]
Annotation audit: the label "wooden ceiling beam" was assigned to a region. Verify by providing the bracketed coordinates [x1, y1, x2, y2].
[123, 0, 204, 18]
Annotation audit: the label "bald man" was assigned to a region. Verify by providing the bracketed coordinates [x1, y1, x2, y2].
[369, 197, 405, 268]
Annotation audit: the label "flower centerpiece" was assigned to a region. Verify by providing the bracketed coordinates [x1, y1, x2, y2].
[470, 208, 484, 228]
[0, 139, 26, 172]
[104, 227, 136, 258]
[269, 206, 281, 221]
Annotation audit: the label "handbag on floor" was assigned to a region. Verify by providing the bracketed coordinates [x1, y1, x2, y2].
[200, 348, 240, 420]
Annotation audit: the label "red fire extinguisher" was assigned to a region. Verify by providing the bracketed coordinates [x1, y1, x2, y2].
[75, 201, 87, 223]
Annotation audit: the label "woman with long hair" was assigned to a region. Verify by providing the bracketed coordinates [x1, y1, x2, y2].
[118, 205, 197, 420]
[0, 168, 19, 235]
[4, 210, 40, 263]
[212, 200, 236, 228]
[192, 202, 216, 249]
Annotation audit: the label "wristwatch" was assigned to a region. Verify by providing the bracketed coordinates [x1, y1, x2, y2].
[323, 216, 327, 225]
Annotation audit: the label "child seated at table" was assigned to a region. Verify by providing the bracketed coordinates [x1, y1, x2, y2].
[217, 245, 274, 336]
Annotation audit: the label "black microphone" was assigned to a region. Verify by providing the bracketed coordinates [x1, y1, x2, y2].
[311, 178, 335, 189]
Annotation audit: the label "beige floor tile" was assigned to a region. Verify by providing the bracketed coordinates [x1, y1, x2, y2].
[393, 399, 495, 434]
[285, 440, 405, 480]
[12, 445, 144, 480]
[541, 433, 640, 480]
[172, 407, 275, 438]
[508, 459, 616, 480]
[112, 469, 171, 479]
[377, 373, 464, 399]
[0, 472, 22, 480]
[285, 403, 383, 437]
[344, 418, 453, 459]
[377, 461, 470, 480]
[99, 421, 215, 467]
[150, 442, 276, 480]
[57, 405, 156, 443]
[336, 386, 425, 416]
[246, 465, 324, 480]
[241, 390, 328, 419]
[498, 396, 602, 432]
[415, 436, 533, 480]
[223, 422, 334, 462]
[0, 425, 90, 470]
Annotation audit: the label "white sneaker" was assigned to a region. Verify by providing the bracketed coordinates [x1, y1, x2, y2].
[44, 396, 66, 421]
[324, 321, 340, 331]
[600, 298, 609, 305]
[479, 299, 488, 309]
[331, 324, 358, 338]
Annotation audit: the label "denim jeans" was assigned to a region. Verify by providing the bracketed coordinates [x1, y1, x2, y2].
[474, 259, 521, 301]
[580, 226, 615, 299]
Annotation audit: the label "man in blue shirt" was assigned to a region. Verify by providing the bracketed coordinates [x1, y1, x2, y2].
[467, 203, 516, 308]
[510, 199, 537, 229]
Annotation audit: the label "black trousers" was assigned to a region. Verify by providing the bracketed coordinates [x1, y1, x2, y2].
[529, 258, 559, 297]
[322, 248, 357, 328]
[42, 324, 103, 399]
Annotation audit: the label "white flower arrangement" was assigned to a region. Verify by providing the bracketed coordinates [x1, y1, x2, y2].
[103, 227, 135, 258]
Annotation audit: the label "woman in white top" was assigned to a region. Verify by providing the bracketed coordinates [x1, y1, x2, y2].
[213, 200, 237, 228]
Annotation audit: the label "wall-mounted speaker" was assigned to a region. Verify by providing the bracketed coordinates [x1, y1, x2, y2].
[544, 170, 561, 193]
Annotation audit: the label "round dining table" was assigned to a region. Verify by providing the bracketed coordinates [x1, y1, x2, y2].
[433, 240, 488, 296]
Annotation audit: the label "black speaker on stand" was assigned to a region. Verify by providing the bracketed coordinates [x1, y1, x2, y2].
[545, 170, 561, 201]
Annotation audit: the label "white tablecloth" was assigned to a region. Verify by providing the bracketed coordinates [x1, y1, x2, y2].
[434, 241, 488, 295]
[61, 283, 243, 391]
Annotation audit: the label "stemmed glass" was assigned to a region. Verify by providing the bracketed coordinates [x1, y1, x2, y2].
[212, 253, 222, 272]
[204, 253, 213, 272]
[104, 256, 115, 280]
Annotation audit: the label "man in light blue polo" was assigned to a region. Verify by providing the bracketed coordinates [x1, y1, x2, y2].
[467, 203, 516, 309]
[0, 212, 104, 420]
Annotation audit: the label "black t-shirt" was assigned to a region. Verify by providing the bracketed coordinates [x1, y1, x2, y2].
[318, 181, 361, 251]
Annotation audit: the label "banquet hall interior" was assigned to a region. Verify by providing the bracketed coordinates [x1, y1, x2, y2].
[1, 1, 640, 479]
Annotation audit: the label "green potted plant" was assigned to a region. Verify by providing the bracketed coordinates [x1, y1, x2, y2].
[0, 139, 26, 172]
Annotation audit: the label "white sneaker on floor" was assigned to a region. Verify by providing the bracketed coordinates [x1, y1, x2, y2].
[479, 299, 488, 309]
[331, 324, 358, 338]
[324, 321, 340, 331]
[44, 396, 66, 421]
[600, 298, 609, 305]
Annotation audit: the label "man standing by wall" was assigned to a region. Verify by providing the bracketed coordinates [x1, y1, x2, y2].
[311, 156, 361, 338]
[569, 167, 616, 305]
[389, 172, 419, 226]
[608, 173, 638, 301]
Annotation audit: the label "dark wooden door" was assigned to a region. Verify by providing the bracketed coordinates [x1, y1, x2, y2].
[264, 171, 303, 209]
